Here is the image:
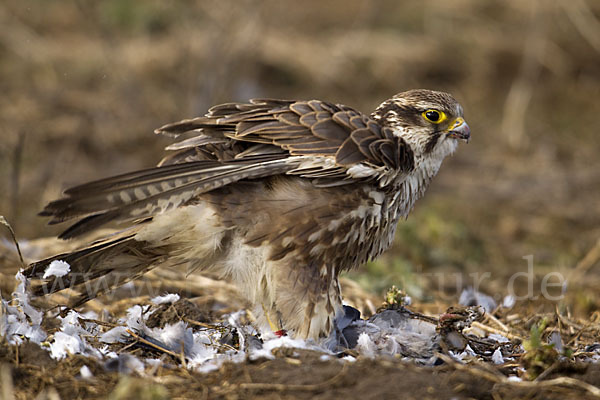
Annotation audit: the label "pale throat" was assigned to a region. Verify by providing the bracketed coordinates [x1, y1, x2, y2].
[394, 137, 456, 218]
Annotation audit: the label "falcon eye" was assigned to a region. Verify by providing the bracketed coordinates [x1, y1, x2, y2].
[422, 109, 447, 124]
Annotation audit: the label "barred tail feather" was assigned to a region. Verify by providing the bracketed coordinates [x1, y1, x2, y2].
[23, 234, 165, 306]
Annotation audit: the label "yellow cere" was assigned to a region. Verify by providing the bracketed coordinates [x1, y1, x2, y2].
[448, 116, 465, 130]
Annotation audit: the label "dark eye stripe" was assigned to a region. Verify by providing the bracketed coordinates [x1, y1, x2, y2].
[424, 132, 442, 154]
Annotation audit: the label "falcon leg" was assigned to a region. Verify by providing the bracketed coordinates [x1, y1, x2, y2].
[268, 262, 344, 340]
[261, 303, 285, 335]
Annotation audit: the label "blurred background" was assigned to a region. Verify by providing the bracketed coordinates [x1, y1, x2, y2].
[0, 0, 599, 312]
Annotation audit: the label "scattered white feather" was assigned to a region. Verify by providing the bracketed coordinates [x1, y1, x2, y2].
[100, 326, 129, 344]
[356, 332, 376, 358]
[451, 345, 477, 362]
[49, 310, 103, 360]
[151, 293, 180, 305]
[103, 304, 237, 373]
[188, 330, 219, 361]
[50, 332, 83, 360]
[549, 331, 563, 353]
[488, 333, 510, 343]
[463, 345, 476, 357]
[1, 310, 46, 345]
[187, 311, 255, 373]
[191, 351, 245, 374]
[42, 260, 70, 279]
[0, 272, 47, 345]
[14, 271, 43, 326]
[449, 351, 465, 362]
[121, 281, 135, 290]
[99, 347, 118, 359]
[79, 365, 93, 379]
[492, 348, 504, 364]
[10, 269, 595, 377]
[145, 358, 163, 367]
[249, 335, 318, 361]
[120, 305, 147, 331]
[126, 355, 146, 374]
[348, 312, 438, 363]
[227, 311, 250, 351]
[502, 295, 516, 309]
[60, 310, 101, 338]
[459, 287, 497, 312]
[81, 310, 99, 320]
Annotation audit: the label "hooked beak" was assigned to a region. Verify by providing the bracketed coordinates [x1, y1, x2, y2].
[446, 117, 470, 143]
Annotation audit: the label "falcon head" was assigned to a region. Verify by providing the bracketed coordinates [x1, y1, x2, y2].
[372, 89, 470, 162]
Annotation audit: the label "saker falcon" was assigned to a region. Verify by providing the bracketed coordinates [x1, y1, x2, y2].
[25, 89, 470, 340]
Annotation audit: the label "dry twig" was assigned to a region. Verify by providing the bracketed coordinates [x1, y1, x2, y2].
[485, 313, 510, 333]
[471, 321, 524, 341]
[125, 329, 181, 360]
[0, 216, 25, 269]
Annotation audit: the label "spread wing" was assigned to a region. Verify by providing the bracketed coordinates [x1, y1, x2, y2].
[42, 98, 415, 239]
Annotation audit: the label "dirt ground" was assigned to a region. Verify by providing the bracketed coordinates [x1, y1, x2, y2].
[2, 281, 600, 400]
[1, 1, 600, 399]
[3, 341, 600, 400]
[2, 245, 600, 400]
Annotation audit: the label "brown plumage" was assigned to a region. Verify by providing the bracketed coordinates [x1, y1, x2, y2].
[25, 89, 470, 339]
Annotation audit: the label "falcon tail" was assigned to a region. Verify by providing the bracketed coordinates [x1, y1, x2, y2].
[23, 233, 162, 307]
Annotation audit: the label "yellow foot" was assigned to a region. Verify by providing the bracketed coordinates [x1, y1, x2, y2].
[261, 303, 282, 333]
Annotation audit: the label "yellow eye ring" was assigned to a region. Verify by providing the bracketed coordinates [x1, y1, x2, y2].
[422, 109, 447, 124]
